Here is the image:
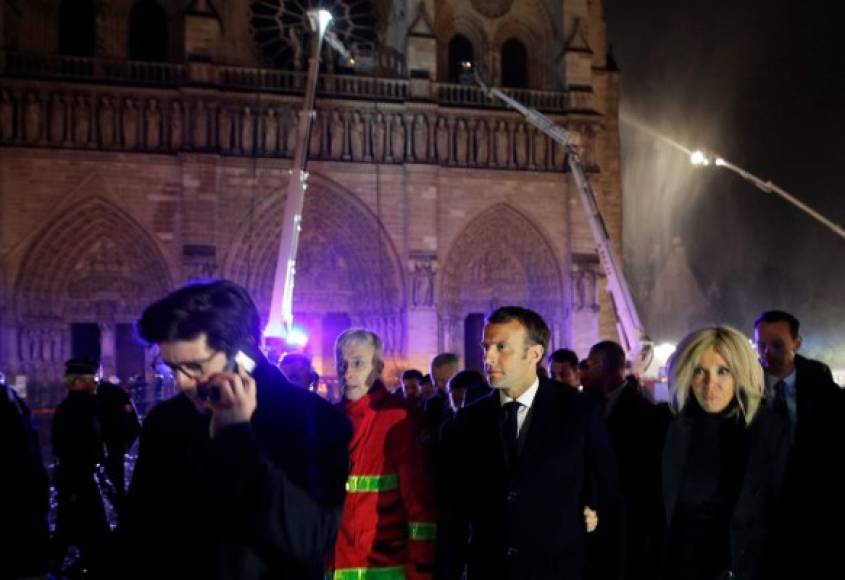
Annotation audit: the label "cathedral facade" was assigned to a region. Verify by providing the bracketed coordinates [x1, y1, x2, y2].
[0, 0, 623, 387]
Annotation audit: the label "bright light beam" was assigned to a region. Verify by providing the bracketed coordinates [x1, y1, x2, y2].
[691, 151, 845, 241]
[689, 150, 711, 166]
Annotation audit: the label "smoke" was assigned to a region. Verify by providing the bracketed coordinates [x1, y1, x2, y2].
[605, 0, 845, 367]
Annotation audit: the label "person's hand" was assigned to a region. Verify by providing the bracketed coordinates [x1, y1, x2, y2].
[583, 506, 598, 533]
[201, 369, 257, 439]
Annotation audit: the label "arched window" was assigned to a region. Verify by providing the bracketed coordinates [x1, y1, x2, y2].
[129, 0, 169, 62]
[448, 34, 474, 83]
[58, 0, 96, 57]
[501, 38, 528, 88]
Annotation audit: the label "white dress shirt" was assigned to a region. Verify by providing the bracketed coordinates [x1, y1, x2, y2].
[498, 378, 540, 435]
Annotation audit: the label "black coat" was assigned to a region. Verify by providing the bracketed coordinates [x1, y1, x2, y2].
[661, 405, 790, 580]
[777, 355, 844, 578]
[602, 380, 668, 580]
[120, 353, 352, 580]
[437, 379, 622, 580]
[0, 384, 50, 577]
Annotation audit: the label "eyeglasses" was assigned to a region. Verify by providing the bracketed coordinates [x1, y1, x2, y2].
[151, 351, 222, 380]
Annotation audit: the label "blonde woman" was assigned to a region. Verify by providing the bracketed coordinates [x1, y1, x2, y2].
[661, 326, 789, 580]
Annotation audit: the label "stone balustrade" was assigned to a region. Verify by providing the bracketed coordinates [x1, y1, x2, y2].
[0, 63, 601, 173]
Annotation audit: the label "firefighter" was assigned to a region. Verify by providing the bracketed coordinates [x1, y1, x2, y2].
[332, 329, 436, 580]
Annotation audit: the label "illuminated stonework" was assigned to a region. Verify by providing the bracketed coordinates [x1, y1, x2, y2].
[0, 0, 622, 386]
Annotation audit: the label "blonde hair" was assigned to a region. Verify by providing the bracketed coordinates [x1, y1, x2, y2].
[667, 326, 764, 425]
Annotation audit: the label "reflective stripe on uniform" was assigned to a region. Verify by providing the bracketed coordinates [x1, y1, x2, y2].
[345, 473, 399, 493]
[408, 521, 437, 541]
[332, 565, 406, 579]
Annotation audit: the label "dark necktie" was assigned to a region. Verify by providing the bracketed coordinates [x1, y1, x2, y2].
[772, 380, 788, 417]
[502, 401, 521, 464]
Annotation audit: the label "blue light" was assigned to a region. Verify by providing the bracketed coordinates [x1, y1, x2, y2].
[285, 327, 309, 348]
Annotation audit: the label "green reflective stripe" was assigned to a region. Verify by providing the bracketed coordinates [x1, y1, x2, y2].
[408, 521, 437, 541]
[333, 566, 406, 580]
[346, 474, 399, 493]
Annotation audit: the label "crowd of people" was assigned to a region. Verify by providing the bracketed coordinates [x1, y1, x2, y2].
[2, 278, 843, 580]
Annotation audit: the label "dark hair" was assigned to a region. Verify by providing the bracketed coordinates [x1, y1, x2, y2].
[280, 353, 312, 367]
[136, 279, 261, 354]
[402, 369, 424, 382]
[485, 306, 550, 356]
[549, 348, 579, 367]
[578, 359, 589, 370]
[589, 341, 626, 371]
[431, 352, 459, 369]
[448, 369, 487, 392]
[754, 310, 800, 338]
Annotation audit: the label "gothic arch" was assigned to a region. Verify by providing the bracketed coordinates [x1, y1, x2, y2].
[13, 196, 173, 321]
[439, 203, 564, 323]
[223, 173, 406, 354]
[493, 16, 552, 88]
[435, 6, 489, 82]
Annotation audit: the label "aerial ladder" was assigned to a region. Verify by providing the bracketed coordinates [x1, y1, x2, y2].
[473, 71, 653, 372]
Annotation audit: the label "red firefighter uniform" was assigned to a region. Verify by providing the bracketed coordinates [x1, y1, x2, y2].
[332, 382, 436, 580]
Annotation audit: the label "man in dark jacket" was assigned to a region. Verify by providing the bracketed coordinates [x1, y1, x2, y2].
[582, 341, 667, 580]
[753, 310, 844, 579]
[1, 377, 51, 578]
[95, 379, 140, 513]
[120, 280, 352, 580]
[438, 306, 621, 580]
[52, 358, 113, 576]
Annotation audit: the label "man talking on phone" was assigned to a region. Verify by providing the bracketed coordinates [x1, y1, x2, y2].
[119, 280, 352, 579]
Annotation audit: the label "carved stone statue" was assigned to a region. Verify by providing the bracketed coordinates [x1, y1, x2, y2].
[0, 90, 13, 141]
[146, 98, 161, 149]
[412, 261, 435, 307]
[435, 117, 449, 163]
[391, 114, 406, 161]
[329, 110, 345, 159]
[553, 138, 566, 169]
[193, 100, 208, 149]
[533, 128, 547, 168]
[285, 109, 299, 156]
[24, 92, 42, 143]
[350, 112, 365, 160]
[495, 120, 510, 167]
[241, 106, 254, 152]
[455, 119, 468, 165]
[476, 119, 489, 165]
[413, 114, 428, 161]
[169, 100, 183, 150]
[371, 112, 385, 161]
[218, 106, 233, 151]
[49, 94, 65, 143]
[74, 95, 91, 145]
[514, 123, 528, 167]
[99, 96, 115, 146]
[308, 112, 322, 157]
[122, 98, 139, 148]
[262, 108, 277, 153]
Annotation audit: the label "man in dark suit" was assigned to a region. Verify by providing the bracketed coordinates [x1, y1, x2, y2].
[753, 310, 844, 578]
[438, 306, 621, 580]
[582, 341, 667, 580]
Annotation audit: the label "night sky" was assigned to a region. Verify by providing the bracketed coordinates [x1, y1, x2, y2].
[605, 0, 845, 365]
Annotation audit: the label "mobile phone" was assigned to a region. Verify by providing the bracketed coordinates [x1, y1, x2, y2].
[197, 350, 257, 402]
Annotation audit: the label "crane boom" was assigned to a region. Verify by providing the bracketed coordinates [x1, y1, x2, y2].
[475, 74, 652, 371]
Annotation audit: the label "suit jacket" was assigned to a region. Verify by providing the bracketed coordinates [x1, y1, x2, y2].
[437, 379, 621, 580]
[779, 355, 844, 578]
[662, 406, 790, 580]
[603, 379, 668, 580]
